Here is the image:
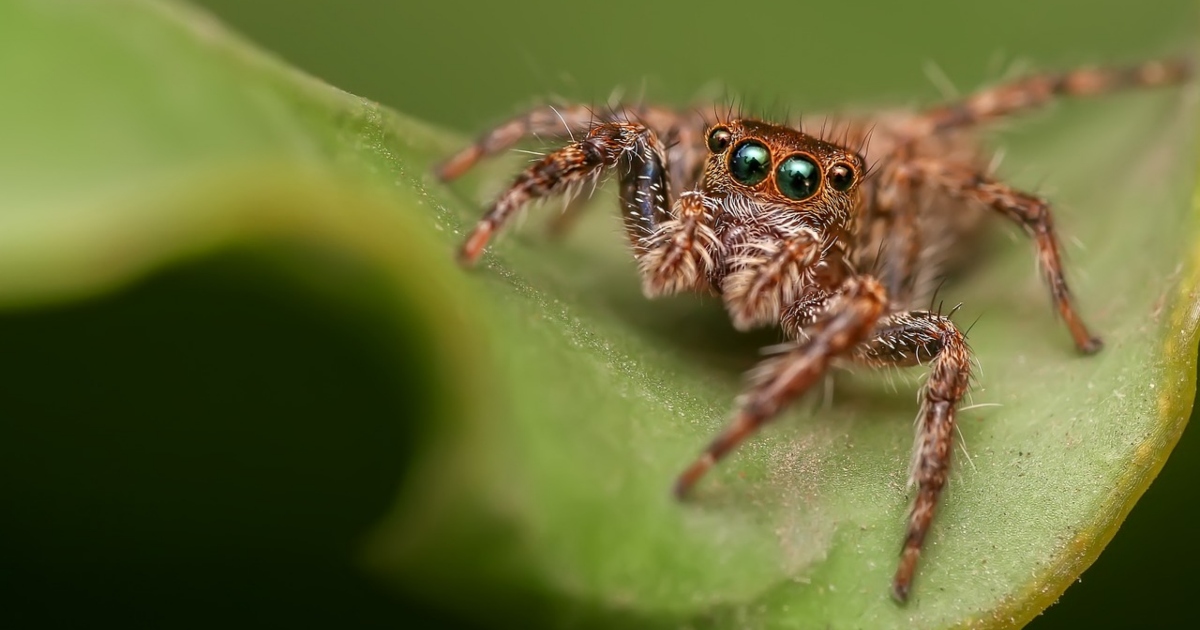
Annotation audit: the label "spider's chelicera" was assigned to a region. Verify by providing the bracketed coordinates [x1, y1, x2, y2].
[435, 57, 1191, 602]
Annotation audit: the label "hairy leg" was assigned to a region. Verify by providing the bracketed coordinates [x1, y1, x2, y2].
[456, 121, 671, 265]
[437, 103, 608, 181]
[916, 57, 1191, 134]
[914, 158, 1101, 353]
[854, 310, 972, 602]
[436, 102, 707, 184]
[545, 115, 710, 241]
[673, 275, 888, 496]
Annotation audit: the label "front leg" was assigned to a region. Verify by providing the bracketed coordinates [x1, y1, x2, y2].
[673, 276, 888, 496]
[436, 103, 704, 185]
[854, 311, 973, 602]
[456, 121, 671, 265]
[436, 103, 603, 182]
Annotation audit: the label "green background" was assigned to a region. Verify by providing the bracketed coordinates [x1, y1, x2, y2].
[1, 0, 1195, 627]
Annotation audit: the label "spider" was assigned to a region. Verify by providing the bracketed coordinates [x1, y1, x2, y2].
[433, 57, 1190, 603]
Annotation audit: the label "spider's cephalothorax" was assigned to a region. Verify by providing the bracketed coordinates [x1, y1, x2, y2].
[644, 119, 869, 331]
[434, 57, 1191, 602]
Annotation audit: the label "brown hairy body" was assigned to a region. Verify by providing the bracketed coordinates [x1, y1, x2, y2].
[435, 58, 1190, 602]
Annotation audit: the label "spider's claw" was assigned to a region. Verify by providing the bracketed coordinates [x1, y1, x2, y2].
[893, 541, 923, 604]
[1080, 335, 1104, 355]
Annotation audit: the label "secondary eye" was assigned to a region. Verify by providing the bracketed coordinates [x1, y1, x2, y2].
[729, 140, 771, 186]
[776, 154, 821, 200]
[707, 126, 732, 153]
[829, 162, 857, 192]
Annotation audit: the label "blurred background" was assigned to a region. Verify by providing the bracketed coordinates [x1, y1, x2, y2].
[2, 0, 1196, 627]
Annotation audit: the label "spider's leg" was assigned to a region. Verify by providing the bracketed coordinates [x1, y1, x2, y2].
[852, 311, 972, 603]
[673, 275, 888, 497]
[917, 57, 1190, 133]
[914, 159, 1101, 353]
[543, 116, 711, 241]
[436, 103, 702, 181]
[456, 121, 671, 266]
[440, 104, 709, 242]
[436, 103, 604, 182]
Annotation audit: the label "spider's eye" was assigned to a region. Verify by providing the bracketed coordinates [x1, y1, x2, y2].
[729, 140, 771, 186]
[776, 154, 821, 200]
[707, 127, 732, 153]
[829, 162, 857, 192]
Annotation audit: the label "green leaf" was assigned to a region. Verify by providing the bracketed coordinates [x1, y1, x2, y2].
[1, 1, 1196, 629]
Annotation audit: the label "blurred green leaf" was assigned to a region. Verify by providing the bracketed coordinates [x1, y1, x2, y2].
[1, 1, 1197, 629]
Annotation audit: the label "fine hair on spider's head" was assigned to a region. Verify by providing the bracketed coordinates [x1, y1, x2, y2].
[700, 118, 867, 237]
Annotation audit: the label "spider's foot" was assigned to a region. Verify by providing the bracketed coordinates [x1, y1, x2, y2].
[457, 221, 494, 267]
[1079, 335, 1103, 355]
[672, 453, 715, 499]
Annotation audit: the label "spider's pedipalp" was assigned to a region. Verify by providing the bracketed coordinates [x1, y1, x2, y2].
[638, 191, 723, 297]
[721, 229, 823, 330]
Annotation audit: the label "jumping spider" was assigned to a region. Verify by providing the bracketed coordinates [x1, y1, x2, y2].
[434, 58, 1190, 602]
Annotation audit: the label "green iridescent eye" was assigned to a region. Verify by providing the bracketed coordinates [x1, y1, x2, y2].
[729, 141, 771, 186]
[707, 127, 732, 153]
[776, 154, 821, 200]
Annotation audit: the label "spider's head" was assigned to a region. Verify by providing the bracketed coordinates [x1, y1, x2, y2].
[701, 119, 865, 229]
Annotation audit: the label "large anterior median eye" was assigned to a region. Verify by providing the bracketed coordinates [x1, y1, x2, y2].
[776, 154, 821, 200]
[729, 140, 771, 186]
